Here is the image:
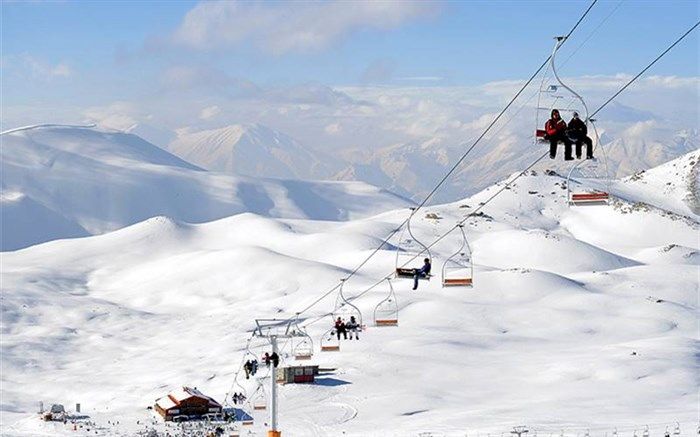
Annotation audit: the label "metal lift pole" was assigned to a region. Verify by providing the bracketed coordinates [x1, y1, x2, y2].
[269, 335, 279, 437]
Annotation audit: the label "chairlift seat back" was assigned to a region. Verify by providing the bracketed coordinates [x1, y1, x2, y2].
[375, 319, 398, 326]
[321, 345, 340, 352]
[395, 268, 430, 279]
[535, 129, 548, 142]
[570, 192, 609, 205]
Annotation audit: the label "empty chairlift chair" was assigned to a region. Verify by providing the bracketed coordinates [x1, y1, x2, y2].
[288, 314, 314, 360]
[395, 208, 432, 280]
[292, 334, 314, 360]
[441, 224, 473, 287]
[566, 145, 611, 205]
[373, 278, 399, 326]
[249, 382, 267, 411]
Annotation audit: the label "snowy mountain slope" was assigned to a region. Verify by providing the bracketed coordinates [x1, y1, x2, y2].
[167, 123, 341, 180]
[0, 191, 89, 250]
[610, 148, 700, 219]
[0, 125, 411, 250]
[1, 155, 697, 436]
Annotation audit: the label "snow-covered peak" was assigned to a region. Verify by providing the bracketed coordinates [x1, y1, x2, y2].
[0, 125, 411, 250]
[168, 123, 337, 179]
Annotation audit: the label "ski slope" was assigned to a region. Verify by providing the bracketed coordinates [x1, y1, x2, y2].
[1, 151, 698, 436]
[0, 125, 412, 250]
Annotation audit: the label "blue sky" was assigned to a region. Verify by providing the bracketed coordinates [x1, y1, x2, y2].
[1, 0, 698, 136]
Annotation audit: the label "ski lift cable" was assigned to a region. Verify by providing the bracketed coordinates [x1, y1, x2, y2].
[301, 150, 551, 329]
[590, 19, 700, 119]
[559, 0, 626, 69]
[366, 17, 700, 300]
[286, 0, 599, 325]
[409, 0, 598, 216]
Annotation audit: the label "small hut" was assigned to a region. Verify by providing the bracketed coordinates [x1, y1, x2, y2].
[154, 386, 222, 421]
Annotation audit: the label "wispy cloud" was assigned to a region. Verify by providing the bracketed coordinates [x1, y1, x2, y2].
[168, 0, 442, 55]
[5, 54, 73, 80]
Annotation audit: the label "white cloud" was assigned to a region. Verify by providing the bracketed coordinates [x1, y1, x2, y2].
[171, 0, 441, 54]
[9, 54, 73, 80]
[199, 105, 221, 120]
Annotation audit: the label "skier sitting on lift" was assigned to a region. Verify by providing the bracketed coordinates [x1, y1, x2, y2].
[334, 317, 348, 340]
[566, 112, 594, 159]
[270, 352, 280, 367]
[243, 360, 253, 379]
[545, 109, 573, 161]
[346, 316, 360, 340]
[413, 258, 431, 290]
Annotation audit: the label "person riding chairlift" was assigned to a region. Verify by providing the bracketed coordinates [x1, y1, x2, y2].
[412, 258, 431, 290]
[567, 111, 594, 159]
[545, 109, 573, 161]
[346, 315, 360, 340]
[334, 316, 348, 340]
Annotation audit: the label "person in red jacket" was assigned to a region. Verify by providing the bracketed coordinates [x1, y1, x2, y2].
[545, 109, 573, 160]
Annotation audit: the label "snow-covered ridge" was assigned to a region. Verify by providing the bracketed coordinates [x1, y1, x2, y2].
[0, 125, 411, 250]
[0, 123, 97, 136]
[1, 152, 697, 435]
[167, 123, 340, 180]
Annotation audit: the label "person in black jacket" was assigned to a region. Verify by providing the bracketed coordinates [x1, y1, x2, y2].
[567, 112, 594, 159]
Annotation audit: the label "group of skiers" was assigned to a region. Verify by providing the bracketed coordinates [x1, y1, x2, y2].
[243, 352, 281, 379]
[231, 392, 247, 405]
[332, 315, 361, 340]
[544, 109, 594, 161]
[262, 352, 280, 368]
[243, 359, 258, 379]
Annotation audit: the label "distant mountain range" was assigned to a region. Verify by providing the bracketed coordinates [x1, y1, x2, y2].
[0, 125, 411, 251]
[165, 122, 699, 204]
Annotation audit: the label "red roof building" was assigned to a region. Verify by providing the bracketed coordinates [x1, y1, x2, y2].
[154, 386, 222, 421]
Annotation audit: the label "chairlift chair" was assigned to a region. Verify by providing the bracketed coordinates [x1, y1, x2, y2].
[332, 278, 364, 328]
[320, 327, 341, 352]
[395, 208, 432, 279]
[320, 279, 364, 350]
[373, 278, 399, 326]
[292, 335, 314, 360]
[441, 224, 474, 287]
[566, 134, 611, 205]
[250, 382, 267, 411]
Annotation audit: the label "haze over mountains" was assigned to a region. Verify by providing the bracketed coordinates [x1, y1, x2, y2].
[163, 119, 699, 203]
[0, 125, 411, 251]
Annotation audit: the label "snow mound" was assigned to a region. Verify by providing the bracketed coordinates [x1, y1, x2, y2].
[474, 229, 637, 274]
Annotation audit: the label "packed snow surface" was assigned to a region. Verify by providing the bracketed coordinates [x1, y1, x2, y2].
[1, 150, 698, 436]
